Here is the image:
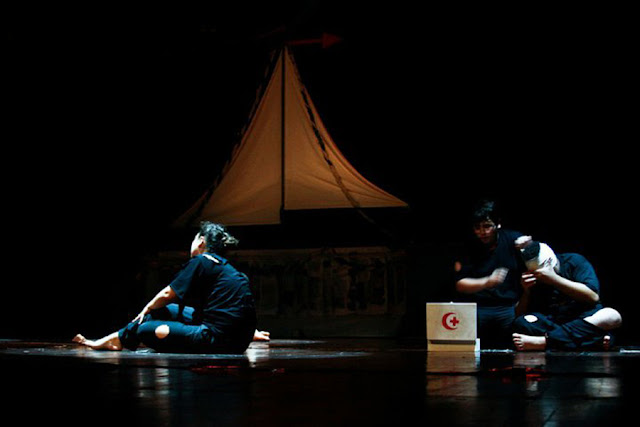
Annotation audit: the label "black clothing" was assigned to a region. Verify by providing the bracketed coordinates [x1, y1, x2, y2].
[526, 253, 603, 323]
[455, 229, 526, 348]
[477, 305, 517, 349]
[455, 229, 525, 306]
[170, 253, 256, 337]
[119, 253, 256, 354]
[513, 253, 608, 350]
[513, 312, 608, 350]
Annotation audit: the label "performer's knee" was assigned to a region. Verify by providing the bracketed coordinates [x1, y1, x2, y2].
[584, 307, 623, 331]
[512, 314, 540, 333]
[155, 324, 170, 339]
[602, 307, 622, 329]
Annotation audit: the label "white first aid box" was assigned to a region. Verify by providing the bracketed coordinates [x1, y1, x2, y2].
[426, 302, 479, 351]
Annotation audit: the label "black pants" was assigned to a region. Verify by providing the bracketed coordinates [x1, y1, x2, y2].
[478, 305, 516, 349]
[118, 304, 256, 354]
[512, 312, 609, 350]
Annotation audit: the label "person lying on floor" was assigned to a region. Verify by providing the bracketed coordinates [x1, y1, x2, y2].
[512, 241, 622, 351]
[74, 221, 263, 353]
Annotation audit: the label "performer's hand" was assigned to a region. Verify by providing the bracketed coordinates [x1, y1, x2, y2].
[486, 267, 508, 288]
[531, 265, 558, 286]
[521, 272, 537, 289]
[132, 306, 151, 324]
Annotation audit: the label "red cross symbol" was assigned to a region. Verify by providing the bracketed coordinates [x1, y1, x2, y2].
[442, 312, 460, 330]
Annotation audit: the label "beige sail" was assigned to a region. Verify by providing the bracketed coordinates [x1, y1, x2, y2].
[176, 47, 407, 227]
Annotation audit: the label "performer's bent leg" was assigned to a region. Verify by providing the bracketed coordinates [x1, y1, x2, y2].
[584, 307, 622, 331]
[118, 304, 198, 351]
[513, 312, 614, 351]
[512, 312, 553, 336]
[134, 318, 256, 354]
[512, 313, 556, 350]
[78, 304, 255, 354]
[133, 320, 215, 353]
[547, 318, 610, 350]
[145, 303, 194, 323]
[76, 311, 182, 351]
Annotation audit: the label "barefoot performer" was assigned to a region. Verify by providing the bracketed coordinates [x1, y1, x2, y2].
[512, 241, 622, 351]
[74, 222, 261, 353]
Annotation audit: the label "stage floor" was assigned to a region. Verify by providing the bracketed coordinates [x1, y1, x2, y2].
[2, 338, 639, 426]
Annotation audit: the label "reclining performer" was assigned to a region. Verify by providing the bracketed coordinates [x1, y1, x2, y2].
[74, 221, 264, 353]
[512, 241, 622, 351]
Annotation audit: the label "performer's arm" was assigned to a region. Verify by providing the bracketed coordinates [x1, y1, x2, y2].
[132, 285, 178, 323]
[514, 272, 536, 316]
[534, 268, 599, 304]
[456, 268, 508, 293]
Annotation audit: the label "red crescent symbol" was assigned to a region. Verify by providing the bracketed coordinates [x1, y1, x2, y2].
[442, 312, 458, 330]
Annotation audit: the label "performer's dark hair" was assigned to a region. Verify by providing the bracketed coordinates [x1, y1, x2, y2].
[471, 199, 502, 225]
[199, 221, 239, 252]
[520, 240, 541, 262]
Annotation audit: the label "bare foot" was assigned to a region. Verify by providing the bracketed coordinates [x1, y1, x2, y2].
[73, 332, 123, 351]
[513, 333, 547, 351]
[603, 335, 611, 351]
[253, 330, 271, 342]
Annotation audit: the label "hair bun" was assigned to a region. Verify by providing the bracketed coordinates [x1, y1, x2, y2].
[221, 232, 239, 247]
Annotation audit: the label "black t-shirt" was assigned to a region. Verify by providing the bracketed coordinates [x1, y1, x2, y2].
[527, 253, 603, 323]
[455, 229, 525, 306]
[169, 253, 256, 335]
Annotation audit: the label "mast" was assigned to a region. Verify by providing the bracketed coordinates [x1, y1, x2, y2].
[280, 46, 286, 222]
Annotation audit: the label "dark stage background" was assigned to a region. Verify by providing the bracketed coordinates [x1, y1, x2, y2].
[4, 4, 637, 343]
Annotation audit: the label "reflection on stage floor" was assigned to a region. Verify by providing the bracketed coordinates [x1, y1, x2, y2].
[1, 338, 639, 426]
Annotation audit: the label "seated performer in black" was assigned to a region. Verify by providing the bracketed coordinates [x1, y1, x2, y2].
[74, 221, 258, 354]
[455, 199, 531, 349]
[512, 240, 622, 351]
